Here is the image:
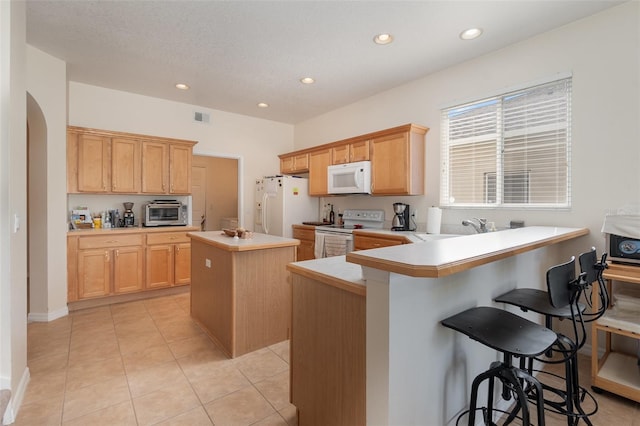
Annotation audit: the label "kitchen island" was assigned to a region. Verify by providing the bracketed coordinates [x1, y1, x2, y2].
[189, 231, 299, 358]
[288, 226, 588, 426]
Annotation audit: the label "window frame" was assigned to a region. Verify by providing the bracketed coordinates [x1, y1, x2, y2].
[440, 76, 572, 210]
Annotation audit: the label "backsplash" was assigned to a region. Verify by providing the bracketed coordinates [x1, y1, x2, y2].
[68, 194, 192, 227]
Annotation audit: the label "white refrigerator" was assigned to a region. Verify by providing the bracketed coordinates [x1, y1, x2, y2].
[255, 176, 318, 238]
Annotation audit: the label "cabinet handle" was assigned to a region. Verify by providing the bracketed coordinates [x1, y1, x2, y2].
[170, 236, 177, 240]
[176, 246, 180, 253]
[105, 251, 109, 261]
[115, 249, 119, 257]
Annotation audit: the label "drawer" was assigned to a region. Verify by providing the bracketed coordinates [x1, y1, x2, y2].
[354, 235, 404, 250]
[146, 232, 190, 245]
[78, 234, 143, 249]
[293, 228, 315, 241]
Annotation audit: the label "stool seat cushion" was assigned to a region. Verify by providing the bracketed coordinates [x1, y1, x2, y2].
[495, 288, 585, 318]
[442, 306, 557, 357]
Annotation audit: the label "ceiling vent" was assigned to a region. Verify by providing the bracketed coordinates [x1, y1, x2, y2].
[194, 111, 210, 124]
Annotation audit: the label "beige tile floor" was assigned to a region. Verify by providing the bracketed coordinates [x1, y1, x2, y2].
[17, 293, 297, 426]
[16, 291, 640, 425]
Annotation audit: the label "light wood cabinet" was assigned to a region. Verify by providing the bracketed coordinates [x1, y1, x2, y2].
[277, 124, 427, 197]
[353, 231, 409, 251]
[309, 149, 332, 196]
[73, 234, 145, 300]
[67, 126, 196, 195]
[370, 125, 426, 195]
[293, 225, 315, 261]
[111, 137, 141, 193]
[141, 141, 168, 193]
[68, 227, 198, 303]
[145, 232, 191, 289]
[591, 263, 640, 403]
[75, 133, 111, 192]
[332, 140, 370, 164]
[280, 153, 309, 174]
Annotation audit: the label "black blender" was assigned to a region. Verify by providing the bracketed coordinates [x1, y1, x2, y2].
[391, 202, 414, 231]
[123, 202, 135, 227]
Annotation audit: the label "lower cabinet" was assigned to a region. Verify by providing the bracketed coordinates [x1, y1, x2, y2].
[68, 228, 194, 302]
[353, 232, 410, 251]
[292, 225, 315, 261]
[74, 234, 145, 300]
[146, 232, 191, 289]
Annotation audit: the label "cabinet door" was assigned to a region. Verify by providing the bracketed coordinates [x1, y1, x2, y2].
[174, 243, 191, 285]
[350, 140, 370, 162]
[280, 153, 309, 174]
[370, 132, 410, 195]
[169, 144, 192, 194]
[77, 134, 111, 192]
[141, 141, 168, 193]
[309, 149, 331, 196]
[77, 249, 111, 299]
[297, 240, 315, 261]
[111, 138, 141, 193]
[113, 246, 144, 293]
[146, 244, 173, 288]
[331, 144, 350, 165]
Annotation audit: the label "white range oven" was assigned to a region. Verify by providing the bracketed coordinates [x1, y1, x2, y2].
[314, 209, 385, 258]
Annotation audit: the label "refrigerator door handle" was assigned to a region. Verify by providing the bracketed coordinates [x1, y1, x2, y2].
[262, 192, 270, 234]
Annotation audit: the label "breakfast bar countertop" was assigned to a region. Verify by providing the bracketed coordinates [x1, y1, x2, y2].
[346, 226, 589, 278]
[287, 255, 366, 296]
[188, 230, 300, 251]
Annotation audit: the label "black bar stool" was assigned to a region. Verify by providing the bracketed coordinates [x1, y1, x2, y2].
[442, 306, 556, 425]
[494, 250, 608, 425]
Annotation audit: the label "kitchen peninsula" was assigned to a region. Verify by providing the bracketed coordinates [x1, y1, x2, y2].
[189, 231, 299, 358]
[288, 226, 588, 425]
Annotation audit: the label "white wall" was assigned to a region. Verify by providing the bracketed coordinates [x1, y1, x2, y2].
[68, 82, 294, 229]
[1, 0, 29, 422]
[26, 46, 68, 321]
[295, 2, 640, 260]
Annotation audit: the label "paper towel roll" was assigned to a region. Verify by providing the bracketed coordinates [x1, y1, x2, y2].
[426, 207, 442, 234]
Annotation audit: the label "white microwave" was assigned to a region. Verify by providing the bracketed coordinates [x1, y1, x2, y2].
[327, 161, 372, 194]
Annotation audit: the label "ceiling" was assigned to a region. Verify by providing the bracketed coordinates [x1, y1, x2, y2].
[26, 1, 623, 124]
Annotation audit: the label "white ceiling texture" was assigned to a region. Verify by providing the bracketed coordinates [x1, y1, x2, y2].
[26, 1, 624, 124]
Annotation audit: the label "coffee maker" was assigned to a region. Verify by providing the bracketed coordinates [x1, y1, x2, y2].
[123, 202, 135, 227]
[391, 202, 413, 231]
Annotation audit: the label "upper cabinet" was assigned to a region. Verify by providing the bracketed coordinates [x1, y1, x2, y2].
[278, 124, 428, 196]
[280, 153, 309, 174]
[370, 126, 426, 195]
[331, 140, 370, 165]
[67, 126, 196, 195]
[308, 148, 332, 196]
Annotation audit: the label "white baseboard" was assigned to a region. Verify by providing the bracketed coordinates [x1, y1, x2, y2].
[28, 306, 69, 323]
[2, 367, 29, 425]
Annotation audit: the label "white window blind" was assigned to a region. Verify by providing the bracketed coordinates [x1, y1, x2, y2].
[440, 77, 572, 208]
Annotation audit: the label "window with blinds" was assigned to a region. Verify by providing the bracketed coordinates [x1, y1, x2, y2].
[440, 77, 572, 208]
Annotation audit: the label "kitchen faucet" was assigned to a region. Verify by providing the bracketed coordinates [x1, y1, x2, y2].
[462, 218, 488, 233]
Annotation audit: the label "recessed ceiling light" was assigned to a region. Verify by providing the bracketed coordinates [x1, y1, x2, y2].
[175, 83, 190, 90]
[459, 28, 483, 40]
[373, 33, 394, 45]
[300, 77, 315, 84]
[257, 102, 269, 108]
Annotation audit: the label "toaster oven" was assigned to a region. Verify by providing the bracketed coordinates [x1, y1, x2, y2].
[142, 201, 188, 227]
[602, 214, 640, 265]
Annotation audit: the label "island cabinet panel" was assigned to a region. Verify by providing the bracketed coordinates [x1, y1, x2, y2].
[189, 236, 295, 358]
[291, 273, 366, 426]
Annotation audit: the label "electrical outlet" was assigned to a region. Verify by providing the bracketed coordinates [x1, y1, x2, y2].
[205, 259, 211, 268]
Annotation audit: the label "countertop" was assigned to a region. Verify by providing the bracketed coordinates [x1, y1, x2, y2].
[68, 225, 200, 235]
[346, 226, 589, 278]
[287, 255, 366, 296]
[352, 228, 460, 243]
[188, 231, 299, 252]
